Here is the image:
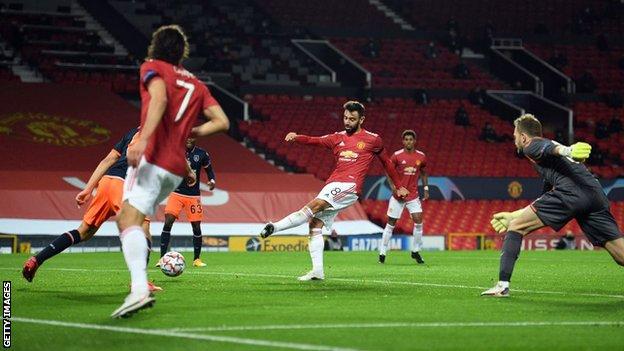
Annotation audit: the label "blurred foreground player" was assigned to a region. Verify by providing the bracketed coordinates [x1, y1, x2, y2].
[259, 101, 409, 280]
[22, 128, 161, 292]
[111, 25, 229, 318]
[159, 137, 216, 267]
[482, 114, 624, 297]
[379, 129, 429, 264]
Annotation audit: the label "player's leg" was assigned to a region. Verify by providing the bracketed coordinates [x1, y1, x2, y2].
[576, 207, 624, 266]
[159, 214, 177, 258]
[191, 221, 206, 266]
[22, 221, 98, 282]
[298, 217, 326, 281]
[482, 206, 546, 297]
[407, 199, 425, 264]
[160, 194, 181, 258]
[260, 198, 331, 238]
[112, 160, 181, 318]
[379, 197, 404, 263]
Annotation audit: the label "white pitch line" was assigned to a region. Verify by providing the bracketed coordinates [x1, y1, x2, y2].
[2, 267, 624, 299]
[170, 320, 624, 333]
[11, 317, 361, 351]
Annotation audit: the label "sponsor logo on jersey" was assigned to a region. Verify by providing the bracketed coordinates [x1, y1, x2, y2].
[339, 150, 359, 160]
[0, 112, 110, 147]
[404, 166, 417, 175]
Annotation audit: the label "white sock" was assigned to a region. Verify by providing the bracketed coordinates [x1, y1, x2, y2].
[380, 223, 394, 256]
[498, 281, 510, 288]
[412, 223, 423, 252]
[121, 225, 149, 295]
[309, 230, 324, 274]
[273, 207, 313, 232]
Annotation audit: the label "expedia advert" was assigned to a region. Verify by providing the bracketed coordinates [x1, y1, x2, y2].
[229, 236, 309, 252]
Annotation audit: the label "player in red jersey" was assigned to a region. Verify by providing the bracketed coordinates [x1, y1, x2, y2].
[111, 25, 229, 318]
[378, 129, 429, 264]
[259, 101, 409, 280]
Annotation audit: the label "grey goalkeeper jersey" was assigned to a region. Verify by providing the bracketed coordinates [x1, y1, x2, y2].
[522, 138, 602, 194]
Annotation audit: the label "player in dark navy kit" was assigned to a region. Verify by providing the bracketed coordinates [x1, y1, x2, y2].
[21, 128, 161, 291]
[158, 137, 215, 268]
[482, 114, 624, 297]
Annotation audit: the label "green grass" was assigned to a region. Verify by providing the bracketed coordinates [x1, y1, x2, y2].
[2, 250, 624, 351]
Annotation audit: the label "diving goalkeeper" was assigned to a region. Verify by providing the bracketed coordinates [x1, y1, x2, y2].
[481, 114, 624, 297]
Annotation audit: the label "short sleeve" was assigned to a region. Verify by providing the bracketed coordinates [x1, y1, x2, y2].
[420, 154, 427, 168]
[203, 86, 220, 110]
[112, 129, 136, 154]
[524, 138, 556, 162]
[140, 61, 164, 87]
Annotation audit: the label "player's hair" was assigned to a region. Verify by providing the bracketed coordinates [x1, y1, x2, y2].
[343, 100, 365, 117]
[147, 25, 189, 65]
[402, 129, 416, 139]
[514, 114, 542, 137]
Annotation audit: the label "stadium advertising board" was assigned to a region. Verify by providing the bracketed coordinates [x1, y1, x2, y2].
[364, 176, 624, 201]
[448, 233, 595, 251]
[344, 234, 445, 251]
[229, 236, 309, 252]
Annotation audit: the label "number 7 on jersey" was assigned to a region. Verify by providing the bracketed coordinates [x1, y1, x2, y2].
[175, 79, 195, 122]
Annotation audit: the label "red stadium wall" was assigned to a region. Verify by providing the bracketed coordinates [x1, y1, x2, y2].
[0, 82, 375, 235]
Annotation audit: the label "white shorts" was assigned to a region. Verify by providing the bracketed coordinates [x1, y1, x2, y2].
[387, 196, 422, 219]
[313, 182, 359, 230]
[123, 157, 184, 216]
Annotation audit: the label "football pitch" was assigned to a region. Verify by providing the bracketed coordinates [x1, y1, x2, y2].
[2, 250, 623, 350]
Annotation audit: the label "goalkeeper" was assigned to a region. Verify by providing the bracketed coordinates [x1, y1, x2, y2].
[482, 114, 624, 297]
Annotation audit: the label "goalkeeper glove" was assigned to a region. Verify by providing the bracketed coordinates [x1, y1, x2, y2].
[490, 212, 515, 234]
[561, 142, 591, 161]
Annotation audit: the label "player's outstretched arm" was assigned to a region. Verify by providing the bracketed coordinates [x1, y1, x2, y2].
[554, 142, 592, 161]
[286, 132, 335, 149]
[75, 150, 120, 207]
[193, 105, 230, 137]
[128, 78, 168, 167]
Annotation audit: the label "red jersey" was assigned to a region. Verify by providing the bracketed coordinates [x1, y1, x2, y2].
[294, 129, 403, 194]
[139, 59, 219, 176]
[391, 148, 426, 201]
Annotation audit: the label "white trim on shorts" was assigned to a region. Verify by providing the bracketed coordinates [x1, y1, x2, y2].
[387, 196, 422, 219]
[123, 156, 184, 216]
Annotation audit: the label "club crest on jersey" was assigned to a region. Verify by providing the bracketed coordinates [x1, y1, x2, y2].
[0, 112, 111, 147]
[356, 141, 366, 150]
[193, 155, 200, 162]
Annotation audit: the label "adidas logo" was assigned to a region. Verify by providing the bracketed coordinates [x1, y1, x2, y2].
[401, 160, 407, 164]
[339, 141, 345, 146]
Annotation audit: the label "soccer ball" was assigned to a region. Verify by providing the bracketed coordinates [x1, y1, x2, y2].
[160, 251, 186, 277]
